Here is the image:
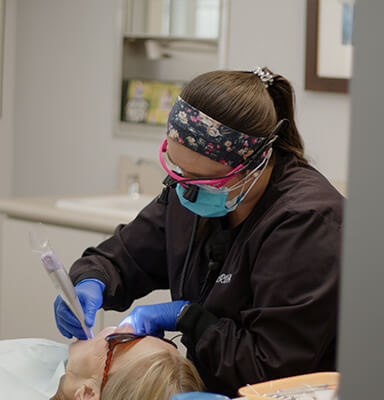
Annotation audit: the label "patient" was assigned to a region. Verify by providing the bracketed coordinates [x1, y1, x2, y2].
[0, 325, 204, 400]
[53, 324, 204, 400]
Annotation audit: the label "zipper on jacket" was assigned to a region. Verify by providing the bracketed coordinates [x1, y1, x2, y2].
[198, 258, 221, 304]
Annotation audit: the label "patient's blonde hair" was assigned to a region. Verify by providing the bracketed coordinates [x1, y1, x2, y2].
[102, 348, 204, 400]
[52, 348, 204, 400]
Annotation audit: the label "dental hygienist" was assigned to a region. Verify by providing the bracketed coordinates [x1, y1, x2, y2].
[54, 67, 343, 397]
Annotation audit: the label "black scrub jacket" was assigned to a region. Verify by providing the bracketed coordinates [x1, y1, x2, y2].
[70, 154, 343, 397]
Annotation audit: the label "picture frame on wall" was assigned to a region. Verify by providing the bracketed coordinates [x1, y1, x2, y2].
[305, 0, 355, 93]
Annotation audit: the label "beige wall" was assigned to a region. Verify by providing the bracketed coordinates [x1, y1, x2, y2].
[8, 0, 350, 197]
[12, 0, 152, 197]
[0, 0, 16, 197]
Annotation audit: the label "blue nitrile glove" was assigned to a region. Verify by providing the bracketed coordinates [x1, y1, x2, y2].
[119, 300, 189, 337]
[170, 393, 230, 400]
[54, 278, 105, 340]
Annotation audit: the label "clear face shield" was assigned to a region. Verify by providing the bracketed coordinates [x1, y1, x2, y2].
[158, 118, 288, 213]
[158, 137, 276, 217]
[159, 137, 247, 190]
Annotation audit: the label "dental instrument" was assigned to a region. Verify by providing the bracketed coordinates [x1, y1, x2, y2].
[29, 226, 93, 339]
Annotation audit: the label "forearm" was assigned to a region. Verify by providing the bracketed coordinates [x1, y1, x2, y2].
[70, 200, 170, 310]
[176, 303, 337, 397]
[69, 250, 137, 312]
[176, 303, 219, 342]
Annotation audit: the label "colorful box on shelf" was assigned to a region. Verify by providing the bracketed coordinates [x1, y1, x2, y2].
[121, 79, 184, 126]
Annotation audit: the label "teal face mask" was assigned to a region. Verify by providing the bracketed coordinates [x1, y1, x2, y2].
[174, 148, 272, 217]
[176, 184, 244, 217]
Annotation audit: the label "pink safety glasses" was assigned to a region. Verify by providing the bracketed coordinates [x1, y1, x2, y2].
[159, 138, 246, 188]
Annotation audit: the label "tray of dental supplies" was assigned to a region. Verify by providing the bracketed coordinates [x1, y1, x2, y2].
[238, 372, 339, 400]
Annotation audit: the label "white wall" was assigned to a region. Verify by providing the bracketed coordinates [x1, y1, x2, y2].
[10, 0, 350, 197]
[12, 0, 159, 197]
[0, 0, 16, 197]
[227, 0, 350, 184]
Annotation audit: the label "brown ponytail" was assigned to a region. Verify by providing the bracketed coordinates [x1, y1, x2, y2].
[180, 69, 308, 165]
[264, 68, 308, 164]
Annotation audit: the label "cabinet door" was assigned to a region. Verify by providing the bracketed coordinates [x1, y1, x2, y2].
[0, 217, 105, 342]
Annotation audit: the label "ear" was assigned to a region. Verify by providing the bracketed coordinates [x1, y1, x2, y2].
[74, 384, 100, 400]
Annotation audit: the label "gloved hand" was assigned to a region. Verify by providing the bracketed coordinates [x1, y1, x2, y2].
[54, 278, 105, 340]
[119, 300, 189, 337]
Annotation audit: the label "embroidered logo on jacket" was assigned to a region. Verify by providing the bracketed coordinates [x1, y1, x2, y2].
[216, 273, 232, 284]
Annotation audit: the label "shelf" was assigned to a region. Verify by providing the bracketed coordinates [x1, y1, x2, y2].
[115, 121, 166, 142]
[123, 33, 219, 45]
[115, 0, 229, 140]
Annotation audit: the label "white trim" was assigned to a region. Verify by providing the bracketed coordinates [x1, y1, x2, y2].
[0, 0, 5, 117]
[217, 0, 229, 69]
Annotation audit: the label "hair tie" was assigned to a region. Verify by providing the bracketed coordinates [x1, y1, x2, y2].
[252, 66, 274, 88]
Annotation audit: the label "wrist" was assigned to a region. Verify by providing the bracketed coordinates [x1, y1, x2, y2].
[176, 303, 218, 341]
[77, 278, 106, 293]
[176, 302, 192, 325]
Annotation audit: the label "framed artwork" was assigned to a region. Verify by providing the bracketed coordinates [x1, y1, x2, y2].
[305, 0, 355, 93]
[121, 79, 183, 126]
[0, 0, 5, 117]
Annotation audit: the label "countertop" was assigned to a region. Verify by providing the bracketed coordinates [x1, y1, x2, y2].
[0, 195, 133, 234]
[0, 180, 347, 235]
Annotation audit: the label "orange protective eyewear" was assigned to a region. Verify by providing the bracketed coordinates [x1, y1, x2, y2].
[100, 332, 177, 393]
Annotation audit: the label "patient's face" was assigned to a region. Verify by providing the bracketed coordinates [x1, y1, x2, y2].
[62, 325, 178, 398]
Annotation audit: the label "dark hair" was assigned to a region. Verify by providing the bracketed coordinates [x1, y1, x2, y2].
[180, 69, 307, 164]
